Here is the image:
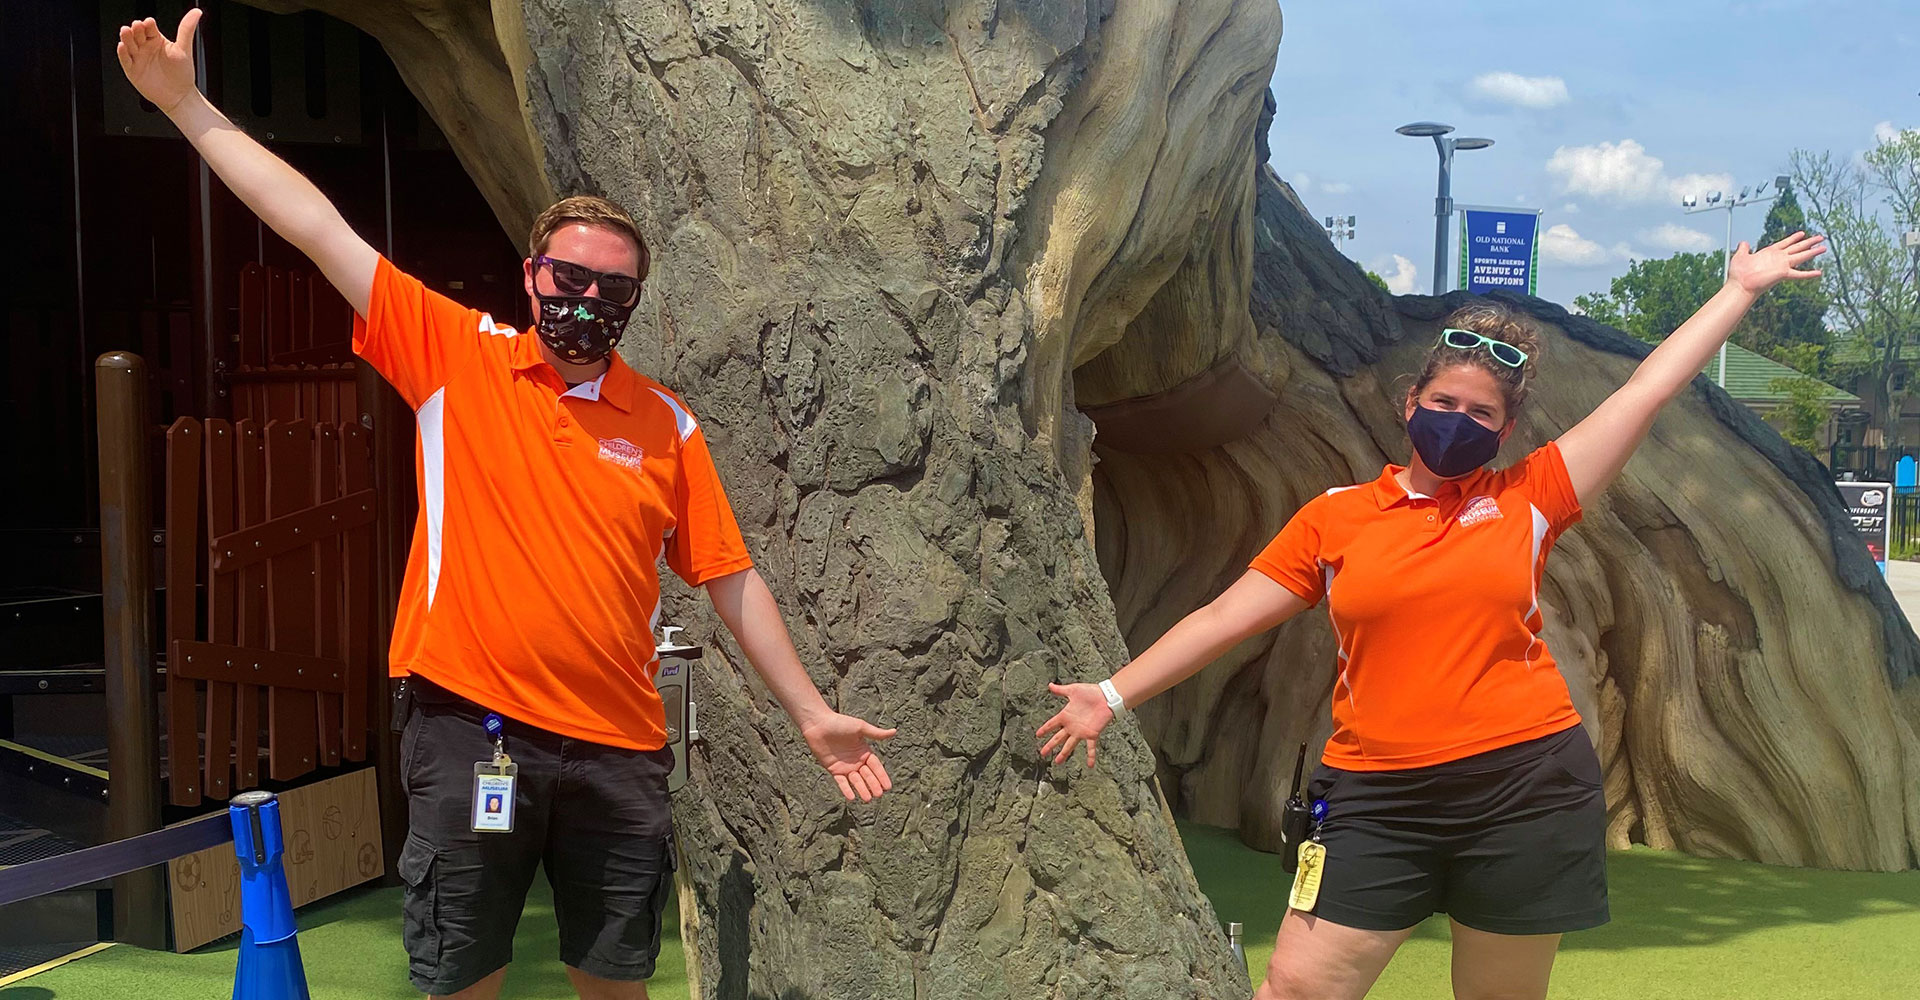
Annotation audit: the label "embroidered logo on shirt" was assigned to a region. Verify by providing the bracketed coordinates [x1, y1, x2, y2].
[597, 436, 646, 471]
[1458, 495, 1504, 526]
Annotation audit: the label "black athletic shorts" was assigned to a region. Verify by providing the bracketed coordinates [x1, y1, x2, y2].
[1299, 724, 1609, 935]
[396, 676, 678, 995]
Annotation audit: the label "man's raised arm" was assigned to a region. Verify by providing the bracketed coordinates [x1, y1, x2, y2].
[117, 10, 377, 315]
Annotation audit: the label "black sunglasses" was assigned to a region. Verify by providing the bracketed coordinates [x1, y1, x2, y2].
[533, 255, 642, 305]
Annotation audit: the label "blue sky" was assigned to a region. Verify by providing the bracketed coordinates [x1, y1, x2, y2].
[1265, 0, 1918, 305]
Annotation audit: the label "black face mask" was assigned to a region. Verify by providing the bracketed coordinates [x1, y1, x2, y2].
[1407, 405, 1502, 478]
[533, 291, 635, 366]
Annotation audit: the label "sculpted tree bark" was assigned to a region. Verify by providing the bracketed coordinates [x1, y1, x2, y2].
[253, 2, 1919, 996]
[283, 0, 1281, 996]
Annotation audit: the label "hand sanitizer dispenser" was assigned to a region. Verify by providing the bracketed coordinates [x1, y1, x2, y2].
[654, 625, 700, 793]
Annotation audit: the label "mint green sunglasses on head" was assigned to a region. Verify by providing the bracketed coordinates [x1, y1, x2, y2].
[1438, 328, 1528, 368]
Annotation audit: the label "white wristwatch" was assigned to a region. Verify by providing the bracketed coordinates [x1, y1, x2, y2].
[1098, 679, 1128, 716]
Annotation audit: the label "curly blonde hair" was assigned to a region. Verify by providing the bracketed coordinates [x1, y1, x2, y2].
[1410, 302, 1543, 416]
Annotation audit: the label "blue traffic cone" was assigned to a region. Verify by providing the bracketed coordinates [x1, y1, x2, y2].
[229, 790, 311, 1000]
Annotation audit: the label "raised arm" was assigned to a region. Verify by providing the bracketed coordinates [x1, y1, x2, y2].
[117, 11, 377, 315]
[1037, 570, 1314, 767]
[1557, 232, 1826, 505]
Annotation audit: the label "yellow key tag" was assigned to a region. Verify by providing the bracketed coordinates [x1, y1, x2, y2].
[1289, 841, 1326, 912]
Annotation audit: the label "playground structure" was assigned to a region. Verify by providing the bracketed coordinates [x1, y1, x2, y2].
[0, 0, 512, 973]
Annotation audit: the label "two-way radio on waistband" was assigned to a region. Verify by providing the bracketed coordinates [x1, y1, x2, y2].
[1280, 741, 1312, 874]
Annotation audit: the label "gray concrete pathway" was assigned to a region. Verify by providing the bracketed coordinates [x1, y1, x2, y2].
[1886, 560, 1920, 626]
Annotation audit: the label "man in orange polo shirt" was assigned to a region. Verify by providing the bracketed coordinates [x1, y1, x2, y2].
[121, 13, 896, 999]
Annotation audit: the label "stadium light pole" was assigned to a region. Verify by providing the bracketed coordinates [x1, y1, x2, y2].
[1681, 174, 1789, 385]
[1398, 121, 1494, 294]
[1323, 214, 1357, 256]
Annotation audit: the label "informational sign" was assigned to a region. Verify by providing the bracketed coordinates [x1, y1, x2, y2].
[1837, 481, 1893, 574]
[1457, 206, 1542, 295]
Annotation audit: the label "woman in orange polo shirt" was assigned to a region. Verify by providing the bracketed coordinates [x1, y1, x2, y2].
[1040, 231, 1826, 999]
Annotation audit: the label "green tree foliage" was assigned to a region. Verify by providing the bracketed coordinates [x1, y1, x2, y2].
[1572, 251, 1725, 345]
[1792, 129, 1920, 450]
[1766, 373, 1831, 451]
[1741, 187, 1833, 364]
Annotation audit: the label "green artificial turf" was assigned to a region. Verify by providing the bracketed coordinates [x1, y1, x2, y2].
[1178, 821, 1920, 1000]
[2, 871, 687, 1000]
[8, 825, 1918, 999]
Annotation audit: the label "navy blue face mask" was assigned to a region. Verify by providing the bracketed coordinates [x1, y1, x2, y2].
[1406, 405, 1502, 478]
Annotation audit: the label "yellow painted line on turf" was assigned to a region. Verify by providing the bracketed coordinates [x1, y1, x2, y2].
[0, 738, 109, 780]
[0, 942, 115, 987]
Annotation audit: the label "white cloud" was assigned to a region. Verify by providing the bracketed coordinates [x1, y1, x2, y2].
[1641, 223, 1718, 253]
[1876, 121, 1918, 145]
[1545, 139, 1733, 204]
[1562, 202, 1581, 214]
[1539, 224, 1632, 268]
[1469, 71, 1570, 110]
[1290, 173, 1354, 197]
[1377, 254, 1419, 295]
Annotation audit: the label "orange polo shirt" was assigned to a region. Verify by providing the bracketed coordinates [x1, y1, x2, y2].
[353, 257, 753, 750]
[1252, 443, 1584, 771]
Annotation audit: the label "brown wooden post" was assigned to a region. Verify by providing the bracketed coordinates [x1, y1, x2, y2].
[94, 351, 168, 950]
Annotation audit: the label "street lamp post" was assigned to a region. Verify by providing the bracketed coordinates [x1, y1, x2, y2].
[1398, 122, 1494, 295]
[1680, 174, 1789, 385]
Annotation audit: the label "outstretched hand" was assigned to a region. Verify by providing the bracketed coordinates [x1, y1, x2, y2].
[800, 712, 897, 803]
[1728, 230, 1826, 295]
[117, 9, 203, 114]
[1036, 682, 1114, 768]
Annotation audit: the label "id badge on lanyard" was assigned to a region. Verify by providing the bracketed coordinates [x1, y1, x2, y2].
[472, 712, 518, 834]
[1289, 798, 1330, 913]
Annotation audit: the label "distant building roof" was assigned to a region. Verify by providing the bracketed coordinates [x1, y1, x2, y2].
[1827, 335, 1920, 366]
[1706, 342, 1858, 404]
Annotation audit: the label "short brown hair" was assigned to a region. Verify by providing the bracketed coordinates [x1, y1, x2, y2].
[528, 195, 650, 280]
[1411, 302, 1543, 417]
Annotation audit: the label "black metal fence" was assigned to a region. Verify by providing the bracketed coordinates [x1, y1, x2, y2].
[1896, 493, 1920, 555]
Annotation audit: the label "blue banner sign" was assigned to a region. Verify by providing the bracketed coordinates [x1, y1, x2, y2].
[1458, 207, 1541, 295]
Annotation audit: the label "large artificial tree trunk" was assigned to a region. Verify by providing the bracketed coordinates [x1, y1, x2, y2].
[1093, 149, 1920, 874]
[261, 1, 1919, 996]
[294, 0, 1282, 995]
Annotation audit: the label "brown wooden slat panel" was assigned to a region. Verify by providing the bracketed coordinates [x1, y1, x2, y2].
[174, 640, 349, 693]
[234, 419, 266, 789]
[207, 489, 375, 572]
[237, 264, 266, 371]
[264, 420, 319, 782]
[288, 271, 313, 356]
[265, 269, 297, 419]
[317, 366, 340, 427]
[314, 424, 343, 767]
[164, 418, 204, 807]
[266, 268, 291, 362]
[202, 419, 237, 800]
[228, 365, 358, 384]
[341, 423, 372, 760]
[301, 368, 320, 423]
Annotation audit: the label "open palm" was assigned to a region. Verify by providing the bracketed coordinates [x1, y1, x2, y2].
[800, 712, 896, 803]
[1728, 230, 1826, 295]
[116, 9, 202, 113]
